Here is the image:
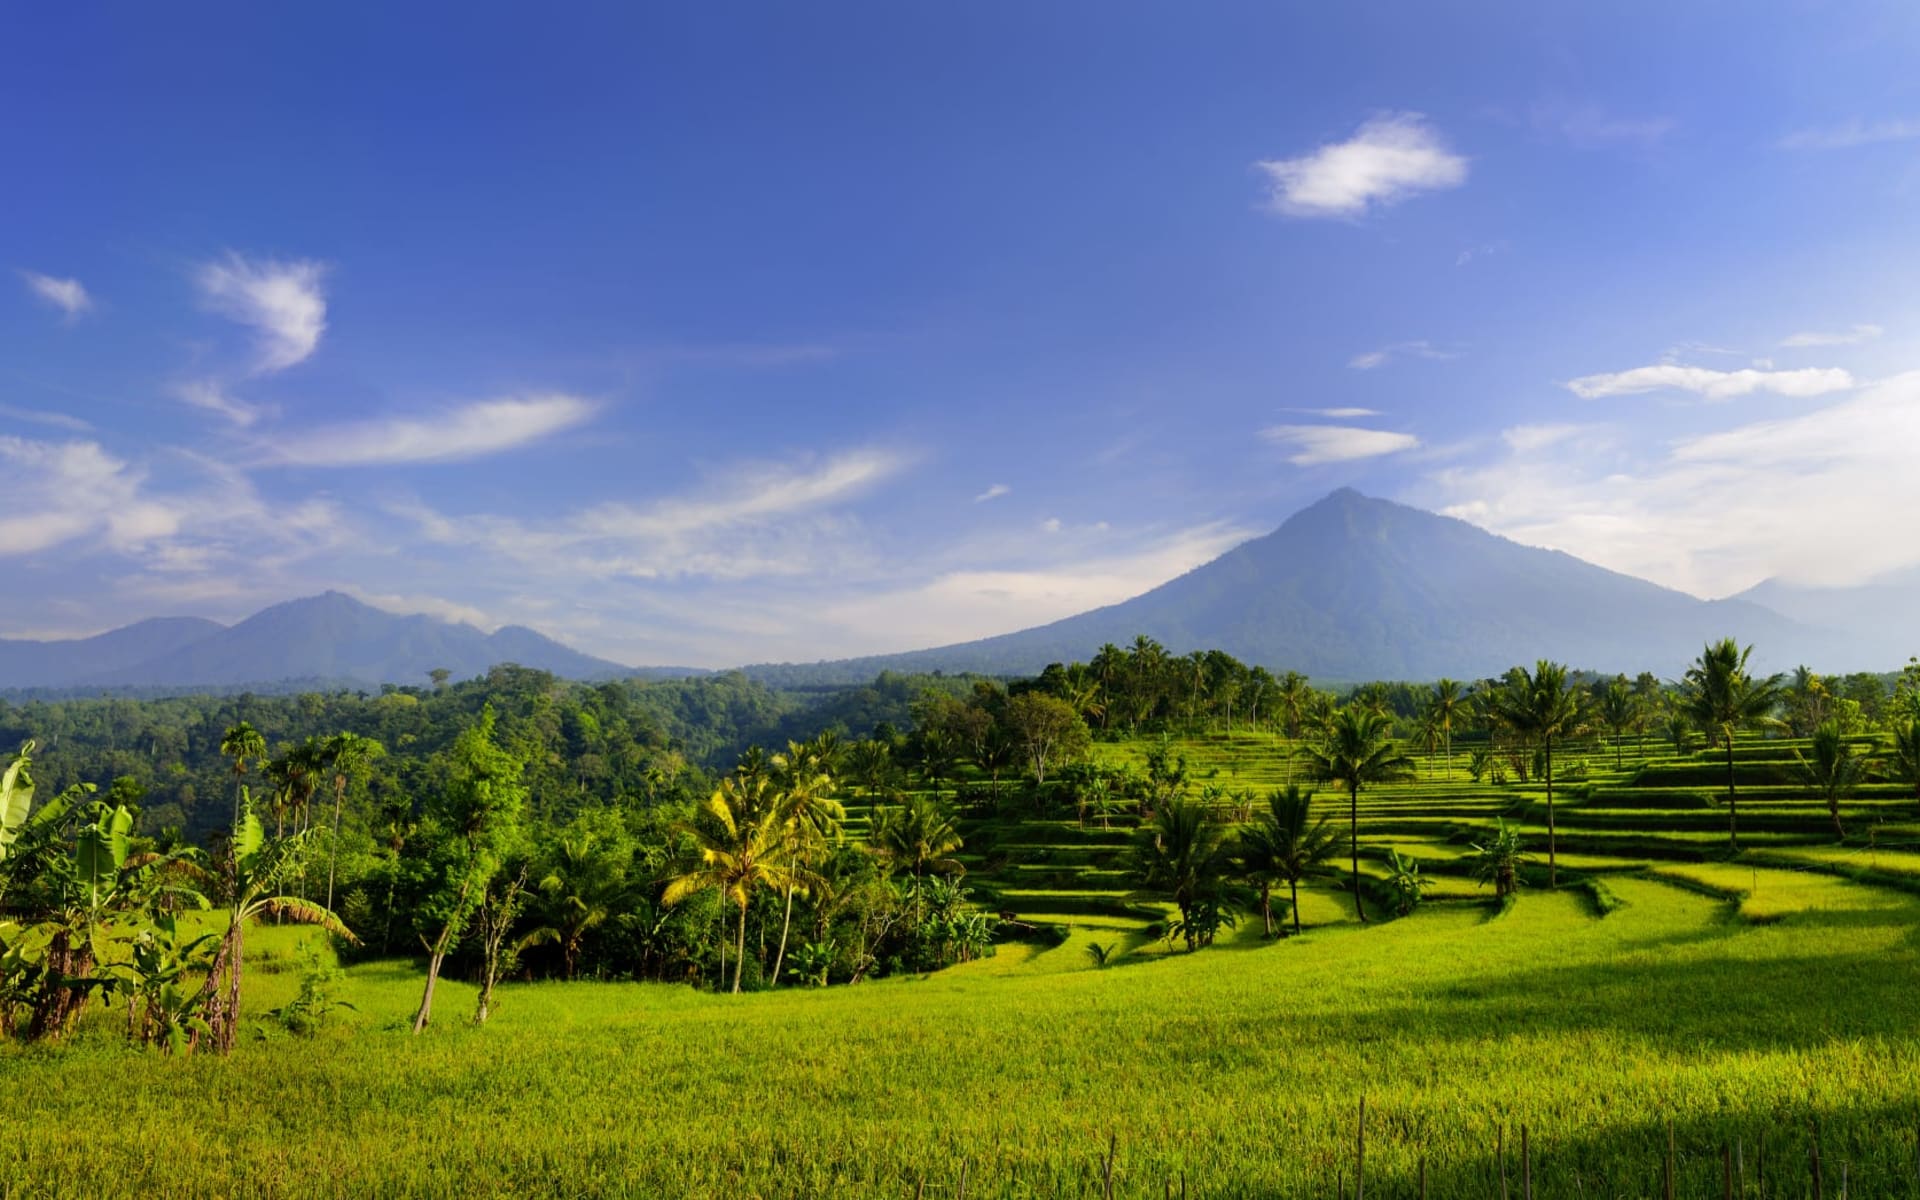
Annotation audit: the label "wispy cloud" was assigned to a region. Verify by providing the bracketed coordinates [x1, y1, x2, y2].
[1455, 241, 1508, 268]
[1431, 371, 1920, 597]
[1255, 113, 1467, 219]
[18, 270, 92, 319]
[196, 253, 328, 371]
[0, 404, 92, 433]
[176, 380, 267, 428]
[1566, 363, 1854, 401]
[1501, 423, 1604, 453]
[1532, 103, 1674, 147]
[1780, 324, 1882, 348]
[973, 483, 1011, 503]
[1261, 423, 1420, 465]
[1348, 340, 1458, 370]
[266, 394, 596, 467]
[1779, 119, 1920, 151]
[1289, 406, 1381, 419]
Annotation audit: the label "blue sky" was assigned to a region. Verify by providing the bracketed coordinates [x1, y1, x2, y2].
[6, 2, 1920, 666]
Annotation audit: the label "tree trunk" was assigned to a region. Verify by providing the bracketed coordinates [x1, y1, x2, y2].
[1545, 735, 1557, 889]
[413, 951, 445, 1033]
[732, 898, 748, 994]
[770, 885, 796, 988]
[1260, 884, 1273, 937]
[326, 784, 345, 912]
[1350, 783, 1367, 924]
[1726, 739, 1740, 850]
[1829, 795, 1846, 839]
[1290, 877, 1302, 935]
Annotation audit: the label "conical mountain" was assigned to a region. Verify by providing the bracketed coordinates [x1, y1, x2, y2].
[752, 489, 1813, 683]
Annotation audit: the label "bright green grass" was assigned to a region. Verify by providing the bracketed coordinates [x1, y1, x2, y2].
[10, 875, 1920, 1198]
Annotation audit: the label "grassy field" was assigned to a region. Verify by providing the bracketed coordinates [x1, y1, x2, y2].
[8, 728, 1920, 1198]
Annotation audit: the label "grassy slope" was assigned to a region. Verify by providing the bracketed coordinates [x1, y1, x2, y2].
[9, 728, 1920, 1197]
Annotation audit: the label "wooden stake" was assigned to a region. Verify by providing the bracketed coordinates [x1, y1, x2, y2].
[1356, 1096, 1366, 1200]
[1522, 1123, 1533, 1200]
[1810, 1121, 1824, 1200]
[1723, 1142, 1733, 1200]
[1498, 1123, 1510, 1200]
[1664, 1119, 1676, 1200]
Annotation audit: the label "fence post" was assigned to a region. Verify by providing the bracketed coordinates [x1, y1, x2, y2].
[1498, 1123, 1510, 1200]
[1522, 1124, 1533, 1200]
[1356, 1096, 1366, 1200]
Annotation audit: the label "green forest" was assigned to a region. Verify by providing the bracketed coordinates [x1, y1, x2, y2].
[6, 638, 1920, 1195]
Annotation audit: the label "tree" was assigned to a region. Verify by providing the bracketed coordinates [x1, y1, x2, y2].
[1381, 850, 1428, 917]
[520, 819, 629, 980]
[1794, 721, 1866, 838]
[767, 738, 844, 988]
[1004, 692, 1091, 787]
[1235, 785, 1344, 936]
[1129, 798, 1235, 950]
[320, 731, 385, 912]
[1426, 679, 1465, 779]
[1891, 718, 1920, 809]
[412, 708, 526, 1032]
[1297, 707, 1413, 924]
[218, 722, 266, 826]
[1596, 677, 1638, 768]
[663, 773, 801, 994]
[1484, 661, 1585, 887]
[1678, 638, 1784, 850]
[1469, 820, 1529, 903]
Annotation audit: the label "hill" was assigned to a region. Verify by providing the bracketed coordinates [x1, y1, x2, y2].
[1732, 570, 1920, 670]
[748, 488, 1817, 683]
[1, 594, 638, 692]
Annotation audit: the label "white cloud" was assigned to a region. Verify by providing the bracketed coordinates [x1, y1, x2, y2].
[973, 483, 1011, 503]
[196, 253, 328, 371]
[176, 380, 266, 428]
[19, 270, 92, 318]
[0, 404, 92, 433]
[1348, 341, 1457, 370]
[1566, 364, 1854, 401]
[1533, 103, 1674, 146]
[1041, 517, 1063, 533]
[1779, 119, 1920, 151]
[1428, 370, 1920, 597]
[1501, 423, 1602, 453]
[1780, 324, 1882, 348]
[1261, 424, 1420, 466]
[266, 394, 595, 467]
[1256, 113, 1467, 219]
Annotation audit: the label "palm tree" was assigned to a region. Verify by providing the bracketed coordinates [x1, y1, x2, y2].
[1236, 785, 1345, 936]
[1891, 719, 1920, 809]
[1427, 679, 1465, 779]
[1794, 721, 1865, 838]
[1484, 661, 1585, 887]
[869, 792, 965, 917]
[194, 798, 357, 1053]
[1297, 707, 1414, 924]
[662, 775, 801, 994]
[847, 738, 894, 799]
[1596, 677, 1637, 768]
[1129, 798, 1234, 950]
[767, 738, 845, 988]
[218, 721, 266, 826]
[521, 831, 626, 980]
[1679, 638, 1784, 850]
[320, 731, 385, 912]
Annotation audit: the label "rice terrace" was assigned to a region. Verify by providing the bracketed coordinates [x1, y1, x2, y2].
[7, 5, 1920, 1199]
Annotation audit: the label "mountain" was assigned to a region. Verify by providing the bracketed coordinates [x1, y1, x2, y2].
[748, 488, 1822, 684]
[0, 617, 229, 689]
[1, 593, 637, 692]
[1731, 570, 1920, 670]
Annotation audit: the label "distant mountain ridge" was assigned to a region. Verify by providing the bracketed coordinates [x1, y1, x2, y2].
[746, 489, 1860, 684]
[1, 593, 644, 692]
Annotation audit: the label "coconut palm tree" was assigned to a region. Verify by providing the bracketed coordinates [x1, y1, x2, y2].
[767, 738, 844, 988]
[1427, 679, 1465, 779]
[1794, 721, 1866, 838]
[1679, 638, 1784, 850]
[1236, 785, 1345, 936]
[1891, 718, 1920, 809]
[218, 722, 266, 826]
[520, 830, 627, 980]
[869, 792, 965, 918]
[1130, 797, 1235, 950]
[1297, 707, 1414, 924]
[1596, 677, 1638, 768]
[320, 731, 385, 912]
[662, 774, 803, 994]
[1484, 661, 1586, 887]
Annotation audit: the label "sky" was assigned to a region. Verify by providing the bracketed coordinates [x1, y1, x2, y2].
[5, 2, 1920, 667]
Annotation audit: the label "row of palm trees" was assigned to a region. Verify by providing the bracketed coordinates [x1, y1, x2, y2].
[216, 722, 385, 910]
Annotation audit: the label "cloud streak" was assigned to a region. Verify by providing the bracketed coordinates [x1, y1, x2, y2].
[1780, 324, 1882, 348]
[1566, 364, 1854, 401]
[19, 270, 92, 318]
[1256, 113, 1467, 219]
[196, 253, 328, 371]
[1779, 119, 1920, 151]
[266, 394, 596, 467]
[1261, 424, 1420, 465]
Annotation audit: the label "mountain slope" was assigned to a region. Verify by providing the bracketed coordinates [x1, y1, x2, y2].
[1731, 570, 1920, 670]
[0, 617, 227, 689]
[750, 489, 1817, 683]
